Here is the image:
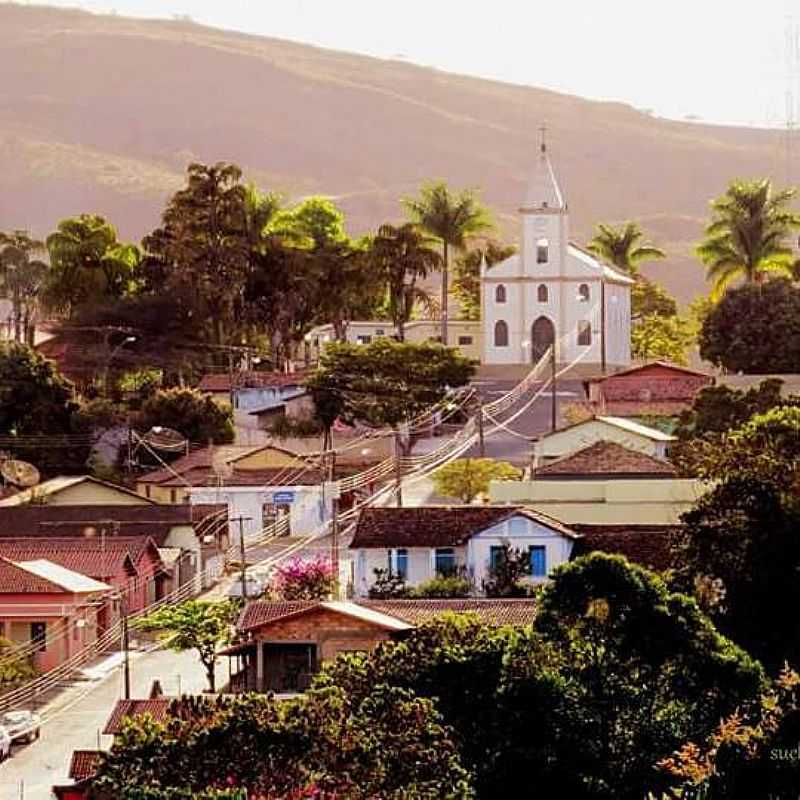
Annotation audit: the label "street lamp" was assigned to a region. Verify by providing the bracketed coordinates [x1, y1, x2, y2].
[104, 335, 137, 396]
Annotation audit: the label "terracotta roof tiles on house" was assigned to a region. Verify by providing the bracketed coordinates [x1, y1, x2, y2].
[149, 466, 324, 489]
[570, 524, 678, 572]
[68, 750, 103, 781]
[237, 601, 318, 631]
[358, 599, 537, 626]
[350, 505, 577, 549]
[0, 557, 65, 593]
[0, 538, 137, 578]
[102, 698, 173, 735]
[534, 441, 677, 478]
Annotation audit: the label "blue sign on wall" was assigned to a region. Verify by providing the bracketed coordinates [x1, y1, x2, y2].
[272, 491, 295, 505]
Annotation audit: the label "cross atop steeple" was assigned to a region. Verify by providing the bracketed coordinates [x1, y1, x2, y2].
[521, 123, 564, 212]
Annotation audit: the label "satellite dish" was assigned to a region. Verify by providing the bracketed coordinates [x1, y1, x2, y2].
[144, 426, 187, 451]
[1, 459, 41, 488]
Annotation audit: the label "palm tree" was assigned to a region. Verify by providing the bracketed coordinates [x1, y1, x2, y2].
[403, 181, 492, 345]
[0, 231, 49, 343]
[587, 221, 665, 277]
[369, 223, 441, 341]
[44, 214, 140, 316]
[696, 179, 800, 299]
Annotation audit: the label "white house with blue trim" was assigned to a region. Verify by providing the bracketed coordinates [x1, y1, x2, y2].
[349, 505, 580, 597]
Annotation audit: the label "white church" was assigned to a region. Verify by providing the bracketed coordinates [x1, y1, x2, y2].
[480, 141, 632, 369]
[309, 142, 633, 370]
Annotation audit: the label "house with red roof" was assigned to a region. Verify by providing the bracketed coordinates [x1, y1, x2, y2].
[223, 598, 538, 693]
[0, 557, 112, 671]
[584, 361, 714, 417]
[349, 505, 580, 597]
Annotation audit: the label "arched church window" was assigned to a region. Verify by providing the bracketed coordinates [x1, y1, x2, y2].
[577, 320, 592, 346]
[494, 320, 509, 347]
[537, 284, 549, 303]
[578, 283, 590, 302]
[495, 284, 507, 304]
[536, 238, 549, 264]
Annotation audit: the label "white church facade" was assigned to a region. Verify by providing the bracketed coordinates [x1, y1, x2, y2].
[481, 143, 633, 369]
[310, 142, 633, 370]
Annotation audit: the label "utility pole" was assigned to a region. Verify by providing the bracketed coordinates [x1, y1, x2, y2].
[232, 515, 252, 600]
[120, 592, 130, 699]
[550, 344, 557, 433]
[327, 448, 340, 599]
[477, 392, 486, 458]
[394, 428, 403, 507]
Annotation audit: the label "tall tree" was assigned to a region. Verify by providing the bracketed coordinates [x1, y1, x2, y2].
[403, 181, 493, 345]
[44, 214, 140, 316]
[267, 195, 348, 249]
[587, 221, 665, 277]
[369, 223, 441, 341]
[141, 163, 249, 345]
[696, 178, 800, 299]
[0, 230, 48, 343]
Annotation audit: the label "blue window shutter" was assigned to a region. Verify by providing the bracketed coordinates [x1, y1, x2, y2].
[530, 546, 547, 577]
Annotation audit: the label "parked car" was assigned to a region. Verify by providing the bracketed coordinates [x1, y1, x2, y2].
[226, 575, 265, 599]
[1, 710, 41, 744]
[0, 725, 10, 761]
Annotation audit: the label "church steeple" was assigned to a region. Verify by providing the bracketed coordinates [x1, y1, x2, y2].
[521, 126, 565, 212]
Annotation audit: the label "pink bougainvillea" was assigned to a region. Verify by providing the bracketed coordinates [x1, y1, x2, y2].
[271, 555, 335, 601]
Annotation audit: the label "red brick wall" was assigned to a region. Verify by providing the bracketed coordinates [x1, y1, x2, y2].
[251, 608, 394, 662]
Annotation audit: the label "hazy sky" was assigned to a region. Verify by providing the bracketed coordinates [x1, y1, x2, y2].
[37, 0, 800, 127]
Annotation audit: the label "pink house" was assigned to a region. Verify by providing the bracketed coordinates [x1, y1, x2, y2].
[0, 557, 112, 672]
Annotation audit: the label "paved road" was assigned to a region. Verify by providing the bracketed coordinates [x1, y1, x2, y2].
[0, 648, 225, 800]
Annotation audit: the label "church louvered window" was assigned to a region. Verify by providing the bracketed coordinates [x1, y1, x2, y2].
[536, 238, 549, 264]
[577, 320, 592, 346]
[495, 284, 507, 303]
[494, 320, 509, 347]
[578, 283, 590, 302]
[537, 284, 548, 302]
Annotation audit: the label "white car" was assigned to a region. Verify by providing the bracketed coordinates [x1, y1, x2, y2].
[0, 725, 10, 762]
[226, 575, 265, 599]
[1, 710, 41, 744]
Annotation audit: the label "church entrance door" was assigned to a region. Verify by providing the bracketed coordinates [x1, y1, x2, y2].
[531, 316, 555, 363]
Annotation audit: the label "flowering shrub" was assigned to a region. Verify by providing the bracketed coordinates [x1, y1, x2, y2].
[271, 555, 335, 600]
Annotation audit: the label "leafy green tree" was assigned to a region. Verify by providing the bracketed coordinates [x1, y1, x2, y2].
[631, 277, 678, 321]
[0, 230, 48, 344]
[674, 378, 789, 441]
[410, 574, 472, 598]
[452, 240, 516, 321]
[432, 458, 521, 503]
[90, 684, 473, 798]
[403, 181, 493, 345]
[133, 601, 235, 692]
[497, 554, 765, 799]
[135, 388, 234, 445]
[44, 214, 140, 315]
[587, 221, 666, 277]
[369, 223, 440, 341]
[481, 541, 533, 597]
[0, 635, 37, 688]
[699, 278, 800, 373]
[306, 339, 475, 452]
[631, 313, 694, 364]
[268, 195, 348, 249]
[141, 163, 249, 345]
[696, 178, 800, 298]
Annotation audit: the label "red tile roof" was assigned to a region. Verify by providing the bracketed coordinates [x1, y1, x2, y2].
[0, 504, 227, 546]
[534, 441, 677, 478]
[358, 599, 537, 626]
[350, 505, 577, 549]
[0, 539, 137, 578]
[198, 371, 307, 392]
[570, 524, 678, 571]
[102, 698, 173, 734]
[148, 466, 324, 488]
[588, 361, 713, 383]
[237, 601, 318, 631]
[68, 749, 103, 781]
[0, 557, 66, 593]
